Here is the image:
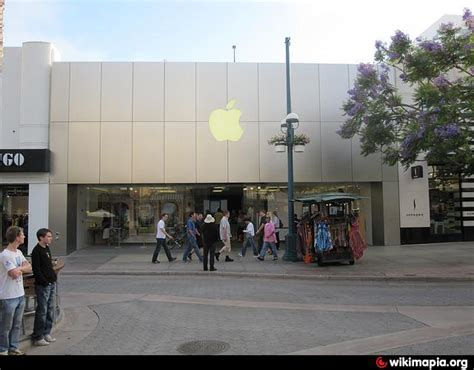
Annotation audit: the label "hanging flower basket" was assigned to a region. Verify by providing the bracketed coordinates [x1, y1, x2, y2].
[274, 144, 286, 153]
[294, 144, 305, 153]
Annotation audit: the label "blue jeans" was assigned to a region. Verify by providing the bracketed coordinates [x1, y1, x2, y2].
[182, 236, 203, 262]
[259, 241, 278, 259]
[0, 296, 25, 352]
[241, 236, 258, 256]
[32, 283, 56, 340]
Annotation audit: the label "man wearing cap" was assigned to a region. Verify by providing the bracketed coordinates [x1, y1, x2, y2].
[201, 214, 220, 271]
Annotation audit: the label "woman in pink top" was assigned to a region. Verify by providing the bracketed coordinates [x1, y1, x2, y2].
[256, 216, 278, 261]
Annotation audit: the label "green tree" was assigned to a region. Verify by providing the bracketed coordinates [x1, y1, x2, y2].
[338, 9, 474, 176]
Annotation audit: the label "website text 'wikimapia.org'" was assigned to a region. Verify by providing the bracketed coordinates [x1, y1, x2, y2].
[376, 356, 470, 370]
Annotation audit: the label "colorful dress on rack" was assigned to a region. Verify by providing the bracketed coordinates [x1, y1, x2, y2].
[349, 219, 367, 259]
[315, 222, 332, 253]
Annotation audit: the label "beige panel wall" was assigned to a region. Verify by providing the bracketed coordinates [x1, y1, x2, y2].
[196, 63, 227, 122]
[133, 63, 164, 121]
[100, 122, 132, 183]
[228, 122, 259, 183]
[164, 122, 196, 183]
[294, 122, 322, 182]
[49, 122, 68, 184]
[321, 122, 353, 182]
[50, 62, 69, 122]
[196, 121, 228, 183]
[259, 122, 287, 182]
[164, 62, 195, 122]
[49, 184, 68, 255]
[291, 64, 320, 122]
[227, 63, 258, 122]
[132, 122, 164, 183]
[258, 64, 286, 121]
[68, 122, 100, 183]
[352, 134, 382, 181]
[319, 64, 349, 122]
[101, 63, 133, 122]
[69, 63, 101, 121]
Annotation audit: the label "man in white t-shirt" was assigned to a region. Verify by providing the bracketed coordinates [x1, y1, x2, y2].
[215, 210, 233, 262]
[0, 226, 32, 355]
[151, 213, 176, 264]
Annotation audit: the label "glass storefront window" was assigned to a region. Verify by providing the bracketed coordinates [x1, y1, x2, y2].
[1, 186, 29, 252]
[78, 183, 366, 247]
[428, 166, 461, 235]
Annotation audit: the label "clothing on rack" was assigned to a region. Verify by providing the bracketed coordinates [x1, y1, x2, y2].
[349, 219, 367, 259]
[315, 221, 333, 253]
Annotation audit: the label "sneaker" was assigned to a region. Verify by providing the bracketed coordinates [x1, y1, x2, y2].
[273, 256, 278, 261]
[210, 267, 217, 271]
[169, 257, 177, 262]
[8, 348, 25, 355]
[215, 252, 220, 261]
[44, 334, 56, 343]
[152, 260, 160, 264]
[34, 338, 50, 346]
[0, 351, 8, 356]
[237, 253, 243, 257]
[257, 256, 264, 261]
[225, 256, 234, 262]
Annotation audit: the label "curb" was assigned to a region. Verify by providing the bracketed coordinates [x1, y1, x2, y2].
[62, 270, 474, 282]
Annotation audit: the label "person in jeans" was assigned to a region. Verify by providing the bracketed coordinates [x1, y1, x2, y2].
[182, 212, 203, 263]
[0, 226, 32, 355]
[152, 214, 176, 264]
[238, 218, 258, 257]
[31, 228, 57, 346]
[201, 214, 219, 271]
[215, 210, 233, 262]
[257, 216, 279, 261]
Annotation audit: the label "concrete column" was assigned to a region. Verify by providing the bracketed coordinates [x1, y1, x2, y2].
[19, 41, 53, 149]
[28, 183, 49, 253]
[383, 181, 401, 245]
[49, 184, 68, 255]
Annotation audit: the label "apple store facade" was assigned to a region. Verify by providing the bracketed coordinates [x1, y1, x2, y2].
[2, 42, 472, 255]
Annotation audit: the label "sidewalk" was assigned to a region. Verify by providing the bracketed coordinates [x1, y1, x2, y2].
[59, 241, 474, 281]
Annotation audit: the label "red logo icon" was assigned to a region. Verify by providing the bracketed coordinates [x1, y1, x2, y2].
[376, 356, 388, 369]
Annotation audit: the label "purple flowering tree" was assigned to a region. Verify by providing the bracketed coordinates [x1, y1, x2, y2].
[339, 8, 474, 176]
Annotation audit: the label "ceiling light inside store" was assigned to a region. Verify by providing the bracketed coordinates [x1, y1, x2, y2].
[212, 189, 223, 193]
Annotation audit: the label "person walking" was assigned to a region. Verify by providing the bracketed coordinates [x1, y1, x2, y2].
[255, 209, 267, 254]
[182, 212, 203, 263]
[271, 211, 281, 250]
[31, 228, 58, 346]
[238, 218, 258, 257]
[215, 210, 233, 262]
[152, 214, 176, 264]
[257, 216, 279, 261]
[201, 214, 220, 271]
[0, 226, 32, 355]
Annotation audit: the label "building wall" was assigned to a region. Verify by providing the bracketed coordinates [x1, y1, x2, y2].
[49, 61, 389, 185]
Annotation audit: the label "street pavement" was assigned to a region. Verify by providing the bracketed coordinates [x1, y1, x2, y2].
[18, 241, 474, 355]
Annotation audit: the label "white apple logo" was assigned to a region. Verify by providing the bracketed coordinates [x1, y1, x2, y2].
[208, 99, 244, 141]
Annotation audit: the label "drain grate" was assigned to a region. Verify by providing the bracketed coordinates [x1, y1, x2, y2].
[177, 340, 230, 355]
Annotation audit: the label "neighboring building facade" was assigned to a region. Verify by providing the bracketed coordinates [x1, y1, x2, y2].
[0, 41, 472, 255]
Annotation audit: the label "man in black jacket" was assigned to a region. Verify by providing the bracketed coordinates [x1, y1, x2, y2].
[31, 228, 57, 347]
[201, 214, 220, 271]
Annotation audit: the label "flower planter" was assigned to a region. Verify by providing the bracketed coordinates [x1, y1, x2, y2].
[274, 144, 286, 153]
[294, 144, 305, 153]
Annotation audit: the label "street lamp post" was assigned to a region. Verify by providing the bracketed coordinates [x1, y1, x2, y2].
[232, 45, 236, 63]
[282, 37, 298, 262]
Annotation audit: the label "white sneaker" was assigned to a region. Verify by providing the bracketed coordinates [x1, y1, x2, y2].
[0, 350, 8, 356]
[34, 338, 50, 346]
[44, 334, 56, 343]
[237, 253, 243, 257]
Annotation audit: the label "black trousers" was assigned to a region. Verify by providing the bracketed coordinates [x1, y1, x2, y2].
[152, 238, 173, 262]
[203, 242, 217, 270]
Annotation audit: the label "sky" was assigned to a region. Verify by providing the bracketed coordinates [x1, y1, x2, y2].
[5, 0, 471, 64]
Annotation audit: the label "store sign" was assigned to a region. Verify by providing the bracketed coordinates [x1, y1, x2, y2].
[208, 99, 244, 142]
[0, 149, 50, 172]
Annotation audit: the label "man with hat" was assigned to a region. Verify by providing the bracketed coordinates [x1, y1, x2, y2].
[201, 214, 220, 271]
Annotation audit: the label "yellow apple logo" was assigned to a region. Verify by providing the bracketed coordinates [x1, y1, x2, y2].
[208, 99, 243, 141]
